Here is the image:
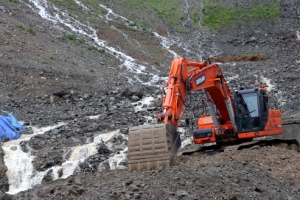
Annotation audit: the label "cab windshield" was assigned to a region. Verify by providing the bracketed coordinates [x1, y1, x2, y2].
[237, 92, 259, 131]
[241, 93, 259, 117]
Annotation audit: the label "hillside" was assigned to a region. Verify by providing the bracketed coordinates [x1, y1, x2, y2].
[0, 0, 300, 199]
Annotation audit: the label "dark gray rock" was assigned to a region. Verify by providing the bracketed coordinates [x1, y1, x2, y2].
[131, 95, 140, 102]
[42, 169, 53, 182]
[57, 168, 63, 178]
[123, 86, 143, 98]
[128, 184, 139, 192]
[33, 184, 42, 188]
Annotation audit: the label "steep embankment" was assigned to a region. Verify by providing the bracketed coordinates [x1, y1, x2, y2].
[0, 0, 299, 199]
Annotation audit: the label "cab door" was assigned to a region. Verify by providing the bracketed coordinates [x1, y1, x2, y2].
[258, 90, 269, 130]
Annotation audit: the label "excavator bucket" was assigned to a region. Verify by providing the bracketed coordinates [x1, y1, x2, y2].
[127, 123, 181, 172]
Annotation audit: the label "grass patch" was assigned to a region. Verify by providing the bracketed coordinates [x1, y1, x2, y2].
[15, 24, 25, 30]
[126, 0, 186, 31]
[54, 0, 76, 8]
[89, 17, 99, 24]
[69, 13, 78, 19]
[51, 0, 81, 18]
[201, 0, 281, 30]
[81, 0, 108, 15]
[87, 46, 98, 51]
[96, 6, 108, 15]
[77, 37, 84, 44]
[129, 21, 137, 27]
[86, 46, 105, 53]
[63, 33, 76, 41]
[98, 48, 105, 53]
[27, 27, 36, 35]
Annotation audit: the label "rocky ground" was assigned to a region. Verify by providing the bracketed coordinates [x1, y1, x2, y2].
[0, 0, 299, 199]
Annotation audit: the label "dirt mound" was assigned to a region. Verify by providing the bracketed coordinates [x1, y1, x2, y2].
[210, 54, 269, 62]
[176, 144, 300, 190]
[16, 147, 300, 199]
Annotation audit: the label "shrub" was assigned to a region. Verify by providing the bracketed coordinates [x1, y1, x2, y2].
[15, 24, 25, 30]
[27, 27, 36, 35]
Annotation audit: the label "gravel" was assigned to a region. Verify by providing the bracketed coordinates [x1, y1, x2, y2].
[0, 0, 299, 199]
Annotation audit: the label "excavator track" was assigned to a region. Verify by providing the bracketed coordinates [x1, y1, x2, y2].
[127, 119, 300, 172]
[179, 118, 300, 155]
[127, 123, 181, 172]
[179, 138, 299, 156]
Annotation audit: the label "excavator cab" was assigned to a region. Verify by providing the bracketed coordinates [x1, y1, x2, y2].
[235, 89, 269, 133]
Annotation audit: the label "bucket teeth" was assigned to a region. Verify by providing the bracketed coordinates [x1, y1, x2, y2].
[127, 123, 181, 172]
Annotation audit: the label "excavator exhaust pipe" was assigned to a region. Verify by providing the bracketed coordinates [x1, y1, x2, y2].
[127, 123, 181, 172]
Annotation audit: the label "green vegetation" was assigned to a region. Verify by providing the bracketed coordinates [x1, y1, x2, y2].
[89, 17, 99, 24]
[87, 46, 93, 50]
[201, 0, 281, 30]
[15, 24, 25, 30]
[54, 0, 77, 10]
[98, 48, 105, 53]
[87, 46, 105, 53]
[63, 33, 76, 41]
[63, 33, 90, 46]
[77, 37, 84, 44]
[27, 27, 36, 35]
[126, 0, 186, 31]
[50, 56, 54, 60]
[68, 13, 78, 19]
[81, 0, 108, 15]
[48, 0, 281, 34]
[129, 21, 137, 27]
[50, 0, 106, 26]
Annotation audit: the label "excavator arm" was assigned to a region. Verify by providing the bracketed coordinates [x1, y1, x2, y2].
[157, 58, 207, 129]
[157, 58, 237, 137]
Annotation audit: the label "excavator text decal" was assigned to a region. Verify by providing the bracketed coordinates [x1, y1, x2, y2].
[195, 74, 206, 86]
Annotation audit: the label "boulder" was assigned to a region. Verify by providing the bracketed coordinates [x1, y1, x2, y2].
[123, 86, 143, 98]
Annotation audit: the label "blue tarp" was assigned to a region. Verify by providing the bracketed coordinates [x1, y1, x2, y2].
[0, 111, 24, 141]
[1, 111, 25, 132]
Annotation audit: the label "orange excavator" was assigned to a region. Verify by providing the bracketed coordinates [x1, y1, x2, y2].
[127, 58, 283, 172]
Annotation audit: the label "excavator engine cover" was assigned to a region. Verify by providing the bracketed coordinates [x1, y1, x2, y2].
[127, 123, 181, 172]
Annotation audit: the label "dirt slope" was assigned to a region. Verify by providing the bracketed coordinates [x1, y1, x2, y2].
[0, 0, 299, 199]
